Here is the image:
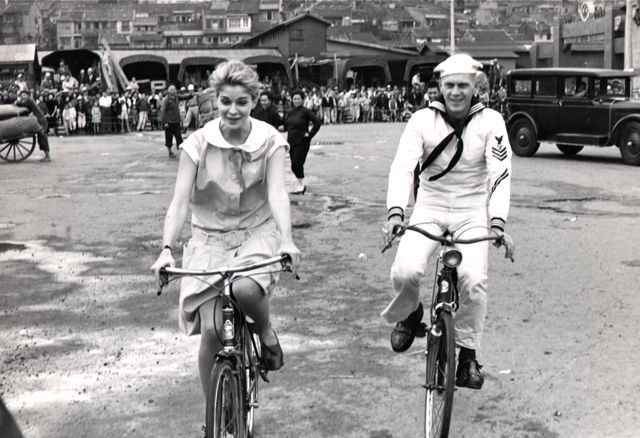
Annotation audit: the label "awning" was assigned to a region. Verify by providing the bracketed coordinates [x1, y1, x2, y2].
[107, 48, 285, 66]
[342, 56, 392, 84]
[403, 55, 444, 82]
[119, 53, 170, 80]
[0, 44, 38, 65]
[243, 54, 292, 84]
[177, 56, 226, 82]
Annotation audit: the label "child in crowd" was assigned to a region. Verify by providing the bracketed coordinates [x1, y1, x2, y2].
[91, 101, 101, 135]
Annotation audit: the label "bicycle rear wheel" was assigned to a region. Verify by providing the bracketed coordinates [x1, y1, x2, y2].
[424, 311, 455, 438]
[206, 357, 246, 438]
[243, 327, 261, 437]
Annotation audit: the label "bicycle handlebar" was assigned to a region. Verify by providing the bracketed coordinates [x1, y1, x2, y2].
[157, 254, 295, 295]
[382, 224, 502, 253]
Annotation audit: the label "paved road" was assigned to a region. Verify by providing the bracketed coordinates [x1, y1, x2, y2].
[1, 125, 639, 438]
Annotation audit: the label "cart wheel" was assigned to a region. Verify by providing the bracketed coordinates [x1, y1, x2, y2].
[0, 135, 36, 163]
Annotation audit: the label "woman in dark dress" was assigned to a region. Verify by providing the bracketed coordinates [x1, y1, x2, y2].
[284, 90, 321, 194]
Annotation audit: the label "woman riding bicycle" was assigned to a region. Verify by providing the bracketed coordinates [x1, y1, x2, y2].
[383, 54, 515, 390]
[151, 61, 301, 399]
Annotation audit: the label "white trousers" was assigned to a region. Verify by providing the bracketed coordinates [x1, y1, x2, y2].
[381, 206, 489, 350]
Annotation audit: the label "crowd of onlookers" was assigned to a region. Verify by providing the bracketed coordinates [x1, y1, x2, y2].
[0, 59, 508, 139]
[282, 73, 507, 125]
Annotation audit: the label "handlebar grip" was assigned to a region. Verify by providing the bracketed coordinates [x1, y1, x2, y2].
[280, 253, 292, 264]
[279, 253, 300, 280]
[157, 268, 169, 296]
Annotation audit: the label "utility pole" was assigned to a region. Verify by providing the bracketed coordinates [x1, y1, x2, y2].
[450, 0, 455, 54]
[624, 0, 633, 70]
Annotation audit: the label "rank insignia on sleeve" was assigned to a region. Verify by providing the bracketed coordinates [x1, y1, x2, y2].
[492, 136, 507, 161]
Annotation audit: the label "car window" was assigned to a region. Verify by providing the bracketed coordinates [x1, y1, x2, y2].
[534, 77, 556, 97]
[606, 78, 626, 96]
[563, 77, 587, 98]
[512, 78, 531, 96]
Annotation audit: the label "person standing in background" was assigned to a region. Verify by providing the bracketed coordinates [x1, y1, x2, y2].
[16, 90, 51, 162]
[251, 91, 283, 129]
[284, 90, 321, 194]
[136, 92, 149, 131]
[160, 85, 183, 159]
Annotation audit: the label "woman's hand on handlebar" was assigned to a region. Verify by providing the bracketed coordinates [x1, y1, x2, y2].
[278, 241, 301, 273]
[491, 229, 515, 262]
[150, 248, 176, 282]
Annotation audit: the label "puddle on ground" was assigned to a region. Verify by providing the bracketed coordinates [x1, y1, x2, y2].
[37, 193, 71, 199]
[0, 242, 26, 252]
[520, 196, 639, 217]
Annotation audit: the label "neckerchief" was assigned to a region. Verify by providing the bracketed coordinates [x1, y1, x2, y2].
[419, 96, 485, 181]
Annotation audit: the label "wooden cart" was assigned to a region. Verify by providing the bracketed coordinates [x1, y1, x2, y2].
[0, 104, 41, 163]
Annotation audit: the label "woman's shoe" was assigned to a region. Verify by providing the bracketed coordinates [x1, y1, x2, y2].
[260, 331, 284, 371]
[290, 185, 306, 195]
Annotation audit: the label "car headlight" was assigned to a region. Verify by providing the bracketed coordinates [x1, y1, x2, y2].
[443, 249, 462, 268]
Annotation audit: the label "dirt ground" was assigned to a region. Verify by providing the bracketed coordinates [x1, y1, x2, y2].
[1, 124, 639, 438]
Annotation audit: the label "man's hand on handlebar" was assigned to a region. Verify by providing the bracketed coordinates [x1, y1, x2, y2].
[491, 228, 515, 262]
[386, 215, 404, 243]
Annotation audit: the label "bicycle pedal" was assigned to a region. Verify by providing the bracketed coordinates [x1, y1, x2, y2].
[415, 322, 427, 338]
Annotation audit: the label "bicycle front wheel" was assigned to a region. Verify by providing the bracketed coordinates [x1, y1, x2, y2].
[424, 311, 455, 438]
[206, 358, 246, 438]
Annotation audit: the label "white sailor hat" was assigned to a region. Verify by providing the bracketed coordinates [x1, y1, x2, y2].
[434, 53, 483, 78]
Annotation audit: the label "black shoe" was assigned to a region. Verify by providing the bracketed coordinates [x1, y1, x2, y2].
[456, 358, 484, 389]
[168, 151, 177, 159]
[260, 331, 284, 371]
[390, 303, 425, 352]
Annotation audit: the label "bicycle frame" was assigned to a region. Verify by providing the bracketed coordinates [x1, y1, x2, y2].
[429, 249, 460, 333]
[158, 254, 292, 437]
[383, 223, 503, 438]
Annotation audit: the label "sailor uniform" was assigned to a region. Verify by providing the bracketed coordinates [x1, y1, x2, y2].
[382, 100, 512, 350]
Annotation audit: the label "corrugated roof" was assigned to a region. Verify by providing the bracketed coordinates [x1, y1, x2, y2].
[227, 0, 259, 14]
[2, 1, 35, 14]
[0, 43, 37, 64]
[104, 48, 284, 65]
[327, 38, 418, 56]
[461, 29, 516, 43]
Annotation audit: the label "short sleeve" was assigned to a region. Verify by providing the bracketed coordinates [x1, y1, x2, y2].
[267, 128, 289, 158]
[180, 129, 206, 166]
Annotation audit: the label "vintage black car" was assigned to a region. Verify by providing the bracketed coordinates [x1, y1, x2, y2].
[505, 67, 640, 165]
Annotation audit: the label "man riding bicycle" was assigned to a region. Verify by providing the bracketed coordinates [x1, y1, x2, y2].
[382, 54, 515, 389]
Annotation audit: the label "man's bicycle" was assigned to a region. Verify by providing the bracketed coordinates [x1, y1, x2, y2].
[383, 224, 509, 438]
[158, 254, 294, 438]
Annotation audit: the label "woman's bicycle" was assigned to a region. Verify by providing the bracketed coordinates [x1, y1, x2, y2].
[383, 223, 510, 438]
[157, 254, 294, 438]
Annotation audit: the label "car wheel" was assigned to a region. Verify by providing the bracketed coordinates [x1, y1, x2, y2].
[508, 119, 540, 157]
[619, 121, 640, 165]
[556, 144, 583, 156]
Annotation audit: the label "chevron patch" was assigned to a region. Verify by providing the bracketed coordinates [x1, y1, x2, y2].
[492, 136, 507, 161]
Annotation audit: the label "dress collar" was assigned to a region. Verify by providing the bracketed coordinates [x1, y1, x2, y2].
[201, 117, 268, 153]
